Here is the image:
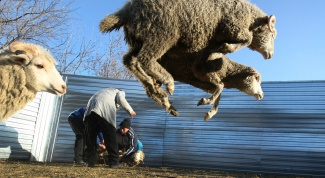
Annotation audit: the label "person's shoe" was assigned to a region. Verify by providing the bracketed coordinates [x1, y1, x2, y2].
[86, 162, 95, 167]
[74, 160, 86, 166]
[108, 163, 123, 168]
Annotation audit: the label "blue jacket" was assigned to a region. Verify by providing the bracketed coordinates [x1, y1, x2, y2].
[69, 108, 86, 121]
[69, 108, 103, 146]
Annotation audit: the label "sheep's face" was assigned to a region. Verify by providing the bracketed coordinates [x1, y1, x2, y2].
[238, 71, 264, 100]
[25, 54, 66, 96]
[9, 41, 67, 96]
[249, 15, 277, 60]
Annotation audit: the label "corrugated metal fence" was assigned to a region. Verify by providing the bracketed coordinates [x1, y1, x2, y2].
[0, 91, 62, 162]
[1, 74, 325, 176]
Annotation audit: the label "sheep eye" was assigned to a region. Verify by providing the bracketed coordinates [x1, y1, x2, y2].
[36, 64, 44, 69]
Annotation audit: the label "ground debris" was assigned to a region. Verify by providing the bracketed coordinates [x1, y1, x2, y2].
[0, 160, 307, 178]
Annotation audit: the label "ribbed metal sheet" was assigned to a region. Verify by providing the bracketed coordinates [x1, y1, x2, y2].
[0, 93, 42, 160]
[0, 91, 63, 162]
[162, 80, 325, 176]
[0, 91, 60, 161]
[51, 75, 325, 176]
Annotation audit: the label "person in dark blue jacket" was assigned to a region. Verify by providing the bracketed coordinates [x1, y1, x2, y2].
[68, 108, 86, 165]
[68, 108, 104, 165]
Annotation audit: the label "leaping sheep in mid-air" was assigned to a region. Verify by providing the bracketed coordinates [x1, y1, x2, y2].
[99, 0, 276, 116]
[158, 53, 264, 121]
[0, 41, 67, 122]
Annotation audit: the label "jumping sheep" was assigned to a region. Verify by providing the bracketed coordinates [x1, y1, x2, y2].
[0, 41, 67, 122]
[158, 53, 264, 121]
[99, 0, 276, 116]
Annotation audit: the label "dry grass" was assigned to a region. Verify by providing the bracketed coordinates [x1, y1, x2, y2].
[0, 160, 306, 178]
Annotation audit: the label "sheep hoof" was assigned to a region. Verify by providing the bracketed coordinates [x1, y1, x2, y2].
[197, 98, 207, 106]
[166, 83, 174, 95]
[204, 113, 212, 121]
[170, 110, 179, 116]
[197, 99, 203, 106]
[169, 106, 179, 116]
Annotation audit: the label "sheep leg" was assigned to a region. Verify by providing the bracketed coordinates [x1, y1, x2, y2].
[151, 84, 179, 116]
[123, 49, 156, 95]
[193, 65, 224, 106]
[204, 94, 221, 121]
[207, 52, 224, 61]
[197, 83, 223, 106]
[151, 79, 179, 116]
[216, 28, 252, 54]
[123, 51, 178, 116]
[136, 35, 179, 96]
[217, 42, 250, 54]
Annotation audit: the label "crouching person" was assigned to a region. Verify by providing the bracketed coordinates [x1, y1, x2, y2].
[84, 88, 136, 168]
[68, 108, 86, 165]
[116, 118, 145, 167]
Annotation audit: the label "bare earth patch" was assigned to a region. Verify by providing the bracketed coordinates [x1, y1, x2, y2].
[0, 160, 305, 178]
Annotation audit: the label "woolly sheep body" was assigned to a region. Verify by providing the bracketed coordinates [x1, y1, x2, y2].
[0, 41, 67, 122]
[159, 54, 264, 121]
[100, 0, 275, 116]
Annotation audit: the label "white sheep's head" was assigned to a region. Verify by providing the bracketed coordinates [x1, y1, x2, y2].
[249, 15, 277, 60]
[127, 150, 145, 167]
[8, 41, 67, 96]
[238, 70, 264, 101]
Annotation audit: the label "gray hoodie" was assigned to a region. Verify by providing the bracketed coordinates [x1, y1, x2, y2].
[85, 88, 134, 128]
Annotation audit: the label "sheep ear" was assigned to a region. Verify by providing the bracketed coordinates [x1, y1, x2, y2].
[9, 41, 33, 65]
[10, 50, 31, 65]
[267, 15, 276, 32]
[249, 71, 258, 76]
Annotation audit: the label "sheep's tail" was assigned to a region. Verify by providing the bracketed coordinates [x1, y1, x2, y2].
[99, 14, 124, 33]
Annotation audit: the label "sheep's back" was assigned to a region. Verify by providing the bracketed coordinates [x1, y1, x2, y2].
[124, 0, 222, 51]
[124, 0, 261, 53]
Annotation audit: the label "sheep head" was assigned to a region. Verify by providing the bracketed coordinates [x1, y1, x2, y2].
[249, 15, 277, 60]
[237, 70, 264, 101]
[9, 41, 67, 96]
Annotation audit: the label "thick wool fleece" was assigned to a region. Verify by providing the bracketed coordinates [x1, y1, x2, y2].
[100, 0, 272, 53]
[159, 54, 260, 95]
[0, 64, 36, 121]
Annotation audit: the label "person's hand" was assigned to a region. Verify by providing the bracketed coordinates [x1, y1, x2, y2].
[129, 110, 136, 117]
[98, 143, 106, 150]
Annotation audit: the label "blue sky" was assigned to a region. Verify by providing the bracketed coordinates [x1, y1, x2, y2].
[72, 0, 325, 82]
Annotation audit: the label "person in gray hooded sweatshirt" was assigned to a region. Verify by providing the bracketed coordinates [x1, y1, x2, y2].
[84, 88, 136, 168]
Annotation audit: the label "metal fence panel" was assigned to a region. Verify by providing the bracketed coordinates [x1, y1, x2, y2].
[161, 81, 325, 176]
[0, 92, 61, 161]
[28, 74, 325, 176]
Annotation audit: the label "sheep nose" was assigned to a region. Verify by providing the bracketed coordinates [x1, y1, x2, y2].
[61, 84, 67, 94]
[264, 51, 273, 59]
[260, 92, 264, 99]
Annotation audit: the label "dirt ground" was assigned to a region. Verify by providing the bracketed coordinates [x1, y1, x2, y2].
[0, 160, 306, 178]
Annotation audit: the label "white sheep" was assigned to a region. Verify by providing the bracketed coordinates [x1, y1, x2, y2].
[0, 41, 67, 122]
[159, 53, 264, 121]
[99, 0, 276, 116]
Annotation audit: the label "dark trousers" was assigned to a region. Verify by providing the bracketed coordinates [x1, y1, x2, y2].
[84, 112, 118, 166]
[68, 116, 84, 162]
